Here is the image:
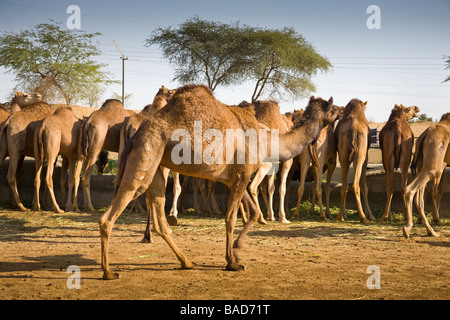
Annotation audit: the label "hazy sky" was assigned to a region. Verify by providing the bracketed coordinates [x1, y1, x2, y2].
[0, 0, 449, 122]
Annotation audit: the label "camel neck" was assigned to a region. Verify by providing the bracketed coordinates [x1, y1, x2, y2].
[277, 120, 322, 161]
[9, 102, 21, 113]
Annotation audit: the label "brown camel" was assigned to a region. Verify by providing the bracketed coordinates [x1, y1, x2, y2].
[379, 104, 420, 222]
[99, 84, 341, 279]
[79, 99, 135, 212]
[0, 92, 42, 168]
[246, 100, 295, 224]
[292, 106, 344, 221]
[1, 101, 53, 211]
[33, 107, 86, 213]
[403, 112, 450, 238]
[334, 98, 374, 223]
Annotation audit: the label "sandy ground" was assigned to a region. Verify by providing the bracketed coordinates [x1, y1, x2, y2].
[0, 207, 449, 301]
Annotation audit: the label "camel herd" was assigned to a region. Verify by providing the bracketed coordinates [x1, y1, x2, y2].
[0, 85, 449, 279]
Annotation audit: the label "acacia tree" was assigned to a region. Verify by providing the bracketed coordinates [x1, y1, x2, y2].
[146, 17, 331, 101]
[0, 21, 113, 105]
[247, 27, 332, 102]
[146, 17, 254, 91]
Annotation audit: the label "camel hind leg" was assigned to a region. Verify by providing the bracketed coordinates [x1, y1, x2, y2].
[147, 167, 195, 269]
[99, 138, 165, 280]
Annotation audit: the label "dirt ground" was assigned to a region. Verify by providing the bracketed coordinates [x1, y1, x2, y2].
[0, 205, 449, 301]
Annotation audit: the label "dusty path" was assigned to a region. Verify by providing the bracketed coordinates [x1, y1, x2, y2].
[0, 207, 449, 301]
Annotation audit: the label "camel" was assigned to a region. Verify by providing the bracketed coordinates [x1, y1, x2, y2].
[33, 107, 86, 213]
[292, 106, 344, 221]
[1, 101, 53, 211]
[0, 91, 42, 168]
[245, 100, 295, 224]
[117, 86, 180, 241]
[334, 98, 374, 223]
[98, 84, 341, 279]
[79, 98, 135, 212]
[403, 112, 450, 238]
[379, 104, 420, 222]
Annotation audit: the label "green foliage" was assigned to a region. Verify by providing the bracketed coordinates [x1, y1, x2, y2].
[409, 113, 433, 123]
[146, 17, 331, 101]
[0, 21, 113, 105]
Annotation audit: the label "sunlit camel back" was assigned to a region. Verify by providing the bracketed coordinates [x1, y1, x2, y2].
[379, 104, 419, 222]
[403, 112, 450, 239]
[98, 84, 342, 280]
[334, 98, 374, 223]
[79, 98, 135, 212]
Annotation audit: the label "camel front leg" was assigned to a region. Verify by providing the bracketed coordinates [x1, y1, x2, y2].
[248, 163, 271, 224]
[167, 170, 182, 226]
[7, 153, 28, 212]
[278, 159, 293, 223]
[380, 157, 395, 222]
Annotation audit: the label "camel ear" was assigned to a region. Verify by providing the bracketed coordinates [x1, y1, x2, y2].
[15, 91, 20, 97]
[364, 101, 368, 106]
[328, 97, 333, 105]
[394, 104, 399, 108]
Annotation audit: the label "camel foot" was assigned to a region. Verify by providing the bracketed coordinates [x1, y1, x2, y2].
[335, 215, 345, 222]
[226, 263, 245, 271]
[18, 203, 30, 212]
[427, 230, 439, 238]
[140, 236, 153, 243]
[102, 271, 120, 280]
[166, 215, 178, 226]
[54, 208, 64, 214]
[402, 226, 412, 239]
[321, 217, 329, 222]
[433, 219, 441, 226]
[258, 217, 268, 225]
[181, 261, 196, 269]
[360, 218, 371, 224]
[278, 218, 291, 224]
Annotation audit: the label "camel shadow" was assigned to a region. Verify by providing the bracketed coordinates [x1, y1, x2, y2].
[0, 254, 98, 277]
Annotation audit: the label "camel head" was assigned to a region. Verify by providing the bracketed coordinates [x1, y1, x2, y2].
[440, 112, 450, 122]
[156, 85, 176, 101]
[299, 96, 340, 127]
[13, 91, 42, 106]
[392, 104, 420, 121]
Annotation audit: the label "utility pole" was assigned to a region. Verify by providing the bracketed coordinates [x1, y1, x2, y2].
[113, 40, 128, 106]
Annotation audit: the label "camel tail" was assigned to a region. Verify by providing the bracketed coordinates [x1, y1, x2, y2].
[308, 143, 320, 168]
[37, 124, 45, 162]
[411, 134, 425, 176]
[393, 132, 402, 170]
[348, 131, 358, 163]
[114, 134, 135, 197]
[80, 121, 90, 160]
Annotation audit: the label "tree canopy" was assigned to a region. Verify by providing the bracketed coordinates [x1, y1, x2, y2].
[146, 17, 332, 101]
[0, 21, 113, 105]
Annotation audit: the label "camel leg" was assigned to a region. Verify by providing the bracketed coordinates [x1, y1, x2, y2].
[148, 167, 195, 268]
[234, 189, 263, 263]
[266, 173, 276, 221]
[352, 156, 371, 224]
[45, 152, 64, 213]
[141, 195, 153, 243]
[33, 154, 43, 212]
[381, 156, 395, 222]
[278, 159, 293, 223]
[81, 158, 98, 212]
[210, 182, 223, 215]
[431, 165, 446, 225]
[177, 175, 189, 213]
[59, 157, 68, 210]
[360, 158, 374, 220]
[68, 160, 82, 212]
[192, 178, 202, 213]
[336, 159, 350, 221]
[6, 151, 28, 212]
[312, 160, 329, 221]
[324, 157, 336, 219]
[167, 171, 181, 226]
[292, 153, 310, 219]
[403, 171, 439, 239]
[248, 163, 271, 224]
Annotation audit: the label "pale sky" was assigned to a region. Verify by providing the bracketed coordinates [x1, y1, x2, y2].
[0, 0, 449, 122]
